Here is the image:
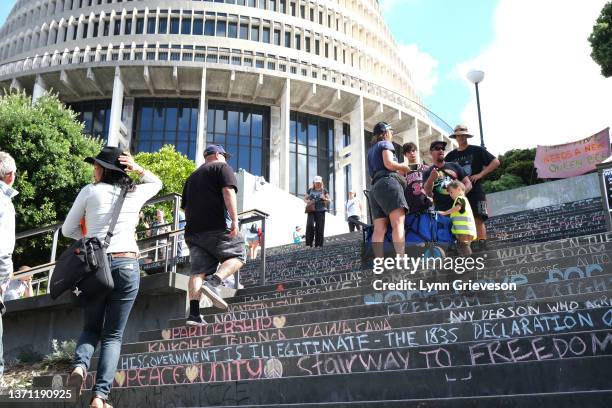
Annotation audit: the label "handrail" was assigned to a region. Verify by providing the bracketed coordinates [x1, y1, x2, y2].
[12, 188, 272, 297]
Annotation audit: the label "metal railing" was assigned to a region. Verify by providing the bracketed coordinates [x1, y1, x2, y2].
[11, 191, 270, 299]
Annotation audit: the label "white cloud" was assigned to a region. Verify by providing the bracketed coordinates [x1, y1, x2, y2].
[456, 0, 612, 155]
[398, 43, 439, 97]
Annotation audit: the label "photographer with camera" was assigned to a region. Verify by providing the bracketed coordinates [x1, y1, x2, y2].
[304, 176, 330, 248]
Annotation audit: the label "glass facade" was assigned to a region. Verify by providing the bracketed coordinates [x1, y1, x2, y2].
[133, 99, 199, 160]
[69, 99, 111, 141]
[289, 112, 335, 211]
[206, 101, 270, 179]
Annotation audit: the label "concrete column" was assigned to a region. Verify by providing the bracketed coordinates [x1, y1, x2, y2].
[122, 97, 135, 148]
[333, 119, 346, 219]
[107, 67, 124, 147]
[349, 95, 366, 198]
[279, 78, 291, 191]
[32, 75, 47, 103]
[406, 117, 421, 163]
[269, 106, 281, 187]
[195, 67, 207, 167]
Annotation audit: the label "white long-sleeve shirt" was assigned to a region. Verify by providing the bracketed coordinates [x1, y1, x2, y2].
[62, 171, 162, 254]
[0, 181, 18, 295]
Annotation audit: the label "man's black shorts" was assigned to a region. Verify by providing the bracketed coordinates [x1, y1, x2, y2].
[467, 190, 489, 220]
[185, 230, 246, 276]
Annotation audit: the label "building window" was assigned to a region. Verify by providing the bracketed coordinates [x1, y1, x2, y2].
[289, 111, 335, 206]
[158, 18, 168, 34]
[262, 27, 270, 43]
[228, 21, 238, 38]
[273, 29, 280, 45]
[193, 18, 203, 35]
[147, 18, 156, 34]
[343, 123, 350, 147]
[239, 23, 248, 39]
[134, 99, 199, 160]
[136, 18, 144, 34]
[69, 100, 112, 141]
[181, 18, 192, 35]
[217, 20, 227, 37]
[204, 19, 215, 36]
[170, 17, 180, 34]
[206, 102, 270, 179]
[284, 32, 290, 47]
[251, 25, 259, 41]
[295, 34, 301, 50]
[124, 19, 132, 35]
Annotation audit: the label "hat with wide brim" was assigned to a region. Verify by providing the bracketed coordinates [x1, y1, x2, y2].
[85, 146, 128, 174]
[449, 124, 474, 139]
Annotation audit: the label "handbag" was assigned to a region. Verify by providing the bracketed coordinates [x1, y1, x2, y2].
[305, 201, 316, 213]
[50, 186, 128, 307]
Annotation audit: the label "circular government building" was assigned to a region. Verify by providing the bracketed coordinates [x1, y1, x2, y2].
[0, 0, 453, 205]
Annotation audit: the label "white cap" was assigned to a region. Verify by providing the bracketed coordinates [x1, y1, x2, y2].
[313, 175, 323, 183]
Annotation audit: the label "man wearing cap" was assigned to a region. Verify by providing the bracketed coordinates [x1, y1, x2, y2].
[0, 151, 17, 382]
[182, 145, 246, 324]
[423, 140, 473, 213]
[445, 124, 500, 250]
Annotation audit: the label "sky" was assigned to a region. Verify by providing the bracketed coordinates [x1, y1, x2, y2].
[1, 0, 610, 155]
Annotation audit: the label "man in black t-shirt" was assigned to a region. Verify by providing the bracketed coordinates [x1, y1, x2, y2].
[423, 141, 472, 212]
[445, 124, 500, 250]
[182, 145, 246, 324]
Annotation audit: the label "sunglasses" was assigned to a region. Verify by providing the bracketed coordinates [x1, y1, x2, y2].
[431, 146, 445, 151]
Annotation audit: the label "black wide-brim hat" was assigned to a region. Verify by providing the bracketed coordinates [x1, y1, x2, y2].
[85, 146, 127, 174]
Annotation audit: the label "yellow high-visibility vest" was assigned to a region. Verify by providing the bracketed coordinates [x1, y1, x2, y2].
[450, 195, 477, 239]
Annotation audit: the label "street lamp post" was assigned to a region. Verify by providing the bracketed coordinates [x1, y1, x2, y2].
[466, 70, 485, 149]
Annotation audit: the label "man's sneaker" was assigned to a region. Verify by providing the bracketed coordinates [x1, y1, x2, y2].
[223, 274, 245, 290]
[186, 314, 207, 326]
[201, 281, 228, 310]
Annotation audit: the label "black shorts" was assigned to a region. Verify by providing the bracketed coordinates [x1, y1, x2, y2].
[370, 176, 409, 220]
[467, 190, 489, 220]
[185, 230, 246, 276]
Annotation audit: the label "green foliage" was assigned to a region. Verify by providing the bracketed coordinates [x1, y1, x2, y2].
[43, 339, 76, 367]
[134, 145, 195, 222]
[589, 1, 612, 77]
[482, 148, 542, 193]
[16, 346, 43, 364]
[0, 92, 102, 267]
[482, 174, 525, 193]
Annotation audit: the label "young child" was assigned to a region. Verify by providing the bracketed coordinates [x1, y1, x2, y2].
[293, 226, 304, 244]
[437, 180, 477, 256]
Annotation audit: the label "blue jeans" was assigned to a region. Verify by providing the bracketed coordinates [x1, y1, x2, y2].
[73, 257, 140, 400]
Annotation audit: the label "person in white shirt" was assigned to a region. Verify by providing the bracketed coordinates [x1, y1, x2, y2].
[62, 146, 162, 408]
[0, 151, 18, 381]
[345, 191, 363, 232]
[4, 266, 34, 302]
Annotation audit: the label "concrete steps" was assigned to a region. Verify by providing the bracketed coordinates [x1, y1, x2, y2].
[29, 202, 612, 407]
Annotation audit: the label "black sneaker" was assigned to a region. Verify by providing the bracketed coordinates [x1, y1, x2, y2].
[186, 314, 207, 326]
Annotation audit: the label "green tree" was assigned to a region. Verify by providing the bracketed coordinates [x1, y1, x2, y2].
[482, 174, 525, 193]
[134, 145, 196, 224]
[0, 92, 102, 267]
[483, 148, 542, 193]
[589, 1, 612, 77]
